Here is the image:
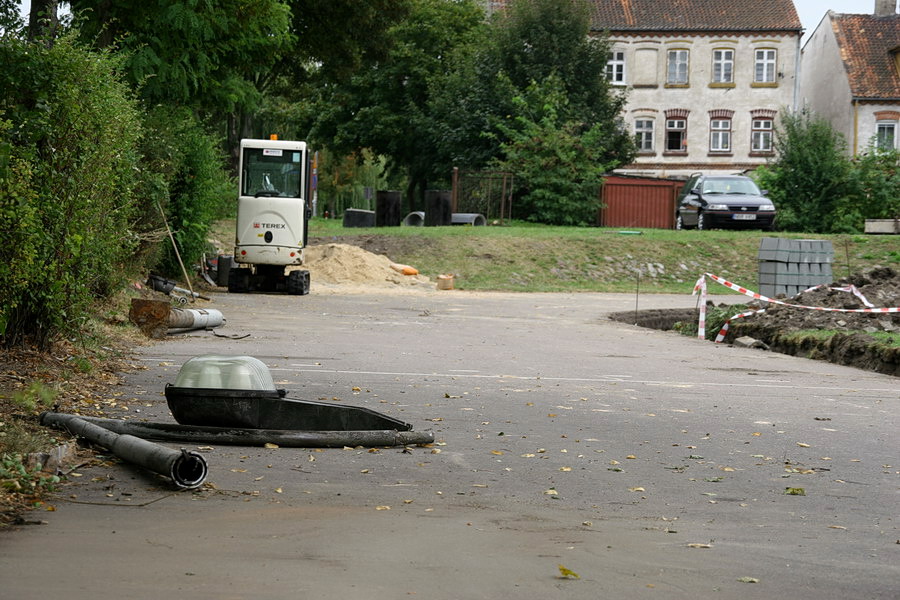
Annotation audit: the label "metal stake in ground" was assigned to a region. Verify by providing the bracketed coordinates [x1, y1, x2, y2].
[155, 200, 196, 303]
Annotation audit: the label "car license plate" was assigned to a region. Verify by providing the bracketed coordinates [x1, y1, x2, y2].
[732, 214, 756, 220]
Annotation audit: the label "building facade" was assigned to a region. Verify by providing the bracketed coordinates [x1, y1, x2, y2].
[800, 1, 900, 156]
[590, 0, 802, 179]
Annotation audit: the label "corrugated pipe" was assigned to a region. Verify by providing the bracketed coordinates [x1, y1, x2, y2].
[40, 412, 208, 490]
[66, 415, 435, 448]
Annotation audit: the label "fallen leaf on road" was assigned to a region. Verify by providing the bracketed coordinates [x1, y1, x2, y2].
[375, 506, 391, 511]
[491, 450, 504, 455]
[687, 543, 711, 549]
[737, 577, 760, 583]
[557, 565, 580, 579]
[784, 487, 806, 495]
[797, 442, 811, 448]
[264, 443, 279, 449]
[628, 487, 645, 492]
[544, 489, 559, 496]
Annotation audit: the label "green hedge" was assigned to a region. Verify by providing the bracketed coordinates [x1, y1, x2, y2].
[0, 36, 142, 348]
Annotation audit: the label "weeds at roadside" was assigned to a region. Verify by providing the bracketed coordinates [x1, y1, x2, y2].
[673, 304, 750, 341]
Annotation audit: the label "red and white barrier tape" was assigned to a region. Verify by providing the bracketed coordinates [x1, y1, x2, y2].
[801, 283, 875, 308]
[704, 273, 899, 314]
[692, 273, 899, 344]
[692, 275, 708, 340]
[715, 309, 767, 343]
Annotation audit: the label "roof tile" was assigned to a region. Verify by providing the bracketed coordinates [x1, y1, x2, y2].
[589, 0, 802, 32]
[831, 13, 900, 100]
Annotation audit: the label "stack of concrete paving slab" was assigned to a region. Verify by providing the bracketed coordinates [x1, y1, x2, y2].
[758, 237, 834, 298]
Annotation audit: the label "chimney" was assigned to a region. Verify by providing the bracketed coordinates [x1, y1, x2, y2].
[875, 0, 898, 15]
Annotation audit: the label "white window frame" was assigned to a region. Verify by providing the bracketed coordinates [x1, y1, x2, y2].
[752, 118, 774, 152]
[635, 119, 654, 152]
[710, 119, 731, 152]
[667, 49, 690, 85]
[754, 49, 777, 83]
[876, 121, 897, 151]
[712, 49, 734, 83]
[665, 118, 687, 152]
[606, 50, 626, 84]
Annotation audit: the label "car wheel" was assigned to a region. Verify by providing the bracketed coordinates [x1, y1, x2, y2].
[697, 212, 706, 231]
[675, 214, 685, 230]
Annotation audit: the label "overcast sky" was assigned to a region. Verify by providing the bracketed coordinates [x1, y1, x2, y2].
[17, 0, 895, 42]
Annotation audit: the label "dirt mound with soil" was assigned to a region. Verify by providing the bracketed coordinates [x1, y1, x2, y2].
[612, 267, 900, 376]
[302, 243, 432, 289]
[728, 267, 900, 376]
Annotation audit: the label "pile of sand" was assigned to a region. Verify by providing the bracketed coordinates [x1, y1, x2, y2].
[301, 243, 431, 288]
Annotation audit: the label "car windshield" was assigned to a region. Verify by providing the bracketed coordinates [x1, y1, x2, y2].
[701, 178, 761, 195]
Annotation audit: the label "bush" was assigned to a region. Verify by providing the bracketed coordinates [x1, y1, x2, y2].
[496, 77, 625, 225]
[0, 119, 39, 338]
[755, 109, 853, 233]
[0, 35, 142, 349]
[137, 107, 233, 278]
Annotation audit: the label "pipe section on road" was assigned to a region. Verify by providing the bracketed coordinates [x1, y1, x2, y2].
[69, 415, 435, 448]
[168, 307, 225, 332]
[40, 412, 208, 489]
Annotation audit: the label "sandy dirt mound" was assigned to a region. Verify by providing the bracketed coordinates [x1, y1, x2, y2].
[301, 243, 432, 289]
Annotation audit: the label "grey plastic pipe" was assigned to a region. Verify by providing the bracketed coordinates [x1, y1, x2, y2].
[40, 412, 208, 489]
[168, 308, 224, 331]
[68, 415, 435, 448]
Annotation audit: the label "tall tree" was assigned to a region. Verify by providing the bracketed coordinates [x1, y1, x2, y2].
[27, 0, 60, 41]
[69, 0, 411, 158]
[430, 0, 634, 224]
[71, 0, 293, 113]
[494, 0, 624, 127]
[0, 0, 24, 36]
[494, 76, 626, 225]
[310, 0, 486, 210]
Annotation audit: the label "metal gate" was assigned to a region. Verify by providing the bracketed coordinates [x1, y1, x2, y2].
[451, 168, 514, 223]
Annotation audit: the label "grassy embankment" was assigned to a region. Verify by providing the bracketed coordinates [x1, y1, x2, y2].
[306, 218, 900, 295]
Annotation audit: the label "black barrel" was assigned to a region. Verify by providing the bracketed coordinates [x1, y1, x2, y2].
[376, 190, 402, 227]
[424, 190, 452, 226]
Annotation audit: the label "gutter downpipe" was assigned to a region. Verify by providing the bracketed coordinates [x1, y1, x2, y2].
[793, 29, 802, 114]
[853, 99, 860, 155]
[41, 412, 208, 489]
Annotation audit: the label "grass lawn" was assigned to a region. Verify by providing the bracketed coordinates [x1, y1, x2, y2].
[305, 218, 900, 294]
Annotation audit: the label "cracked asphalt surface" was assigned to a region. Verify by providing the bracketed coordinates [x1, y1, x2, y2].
[1, 287, 897, 599]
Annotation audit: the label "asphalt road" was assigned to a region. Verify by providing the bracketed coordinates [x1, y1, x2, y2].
[2, 285, 897, 599]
